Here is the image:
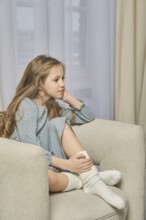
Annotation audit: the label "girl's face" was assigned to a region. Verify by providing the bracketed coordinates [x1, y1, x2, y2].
[38, 64, 65, 104]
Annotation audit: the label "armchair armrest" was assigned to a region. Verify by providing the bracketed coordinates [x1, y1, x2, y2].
[0, 137, 49, 220]
[73, 119, 145, 220]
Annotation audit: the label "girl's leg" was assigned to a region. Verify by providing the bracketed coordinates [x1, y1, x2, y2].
[48, 170, 68, 192]
[48, 170, 82, 192]
[61, 123, 84, 157]
[99, 170, 121, 186]
[78, 151, 125, 210]
[61, 124, 125, 210]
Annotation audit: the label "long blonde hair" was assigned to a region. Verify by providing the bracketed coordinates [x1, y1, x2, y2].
[0, 55, 65, 138]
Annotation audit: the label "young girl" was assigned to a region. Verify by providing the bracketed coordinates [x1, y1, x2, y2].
[0, 55, 125, 210]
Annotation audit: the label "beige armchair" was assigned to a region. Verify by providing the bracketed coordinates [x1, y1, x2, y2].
[0, 119, 145, 220]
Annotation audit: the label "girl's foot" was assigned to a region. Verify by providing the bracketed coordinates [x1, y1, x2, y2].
[99, 170, 121, 185]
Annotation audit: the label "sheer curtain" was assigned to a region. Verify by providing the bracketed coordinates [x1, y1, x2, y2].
[0, 0, 116, 119]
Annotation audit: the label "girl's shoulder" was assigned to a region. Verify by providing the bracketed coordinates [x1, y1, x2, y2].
[18, 97, 47, 117]
[19, 97, 38, 111]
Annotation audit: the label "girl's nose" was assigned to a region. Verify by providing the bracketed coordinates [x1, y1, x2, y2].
[60, 79, 64, 87]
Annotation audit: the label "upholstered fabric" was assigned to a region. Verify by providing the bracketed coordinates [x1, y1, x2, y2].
[0, 119, 145, 220]
[0, 138, 49, 220]
[73, 119, 145, 220]
[50, 189, 128, 220]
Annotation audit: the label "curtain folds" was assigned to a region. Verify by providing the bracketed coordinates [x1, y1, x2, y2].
[0, 94, 2, 111]
[115, 0, 146, 135]
[0, 0, 17, 109]
[0, 0, 116, 120]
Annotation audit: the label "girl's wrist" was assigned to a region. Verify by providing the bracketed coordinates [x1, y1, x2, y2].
[62, 159, 70, 171]
[63, 95, 83, 110]
[51, 156, 70, 171]
[62, 94, 71, 103]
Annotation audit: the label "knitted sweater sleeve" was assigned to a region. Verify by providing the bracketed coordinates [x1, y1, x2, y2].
[61, 104, 95, 125]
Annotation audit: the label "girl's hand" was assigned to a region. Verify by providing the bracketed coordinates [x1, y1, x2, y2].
[62, 89, 70, 102]
[61, 89, 83, 109]
[66, 154, 93, 174]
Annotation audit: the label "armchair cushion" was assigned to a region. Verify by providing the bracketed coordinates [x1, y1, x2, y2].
[0, 119, 145, 220]
[0, 137, 49, 220]
[50, 189, 128, 220]
[72, 119, 145, 220]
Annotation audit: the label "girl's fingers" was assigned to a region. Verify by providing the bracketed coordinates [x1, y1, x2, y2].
[76, 154, 86, 159]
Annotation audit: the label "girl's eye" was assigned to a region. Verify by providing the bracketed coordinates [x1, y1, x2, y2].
[53, 77, 65, 82]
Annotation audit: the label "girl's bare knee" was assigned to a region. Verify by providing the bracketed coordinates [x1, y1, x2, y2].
[48, 170, 58, 190]
[48, 170, 68, 192]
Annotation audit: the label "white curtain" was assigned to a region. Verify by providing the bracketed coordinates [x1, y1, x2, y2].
[0, 0, 116, 119]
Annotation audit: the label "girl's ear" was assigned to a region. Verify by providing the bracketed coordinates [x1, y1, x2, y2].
[38, 85, 43, 93]
[38, 80, 46, 97]
[38, 79, 43, 89]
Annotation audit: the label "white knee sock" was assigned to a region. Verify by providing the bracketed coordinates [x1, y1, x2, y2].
[78, 151, 125, 210]
[99, 170, 122, 186]
[62, 172, 83, 192]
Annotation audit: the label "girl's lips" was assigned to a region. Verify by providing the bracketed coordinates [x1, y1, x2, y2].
[58, 91, 64, 96]
[58, 90, 64, 93]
